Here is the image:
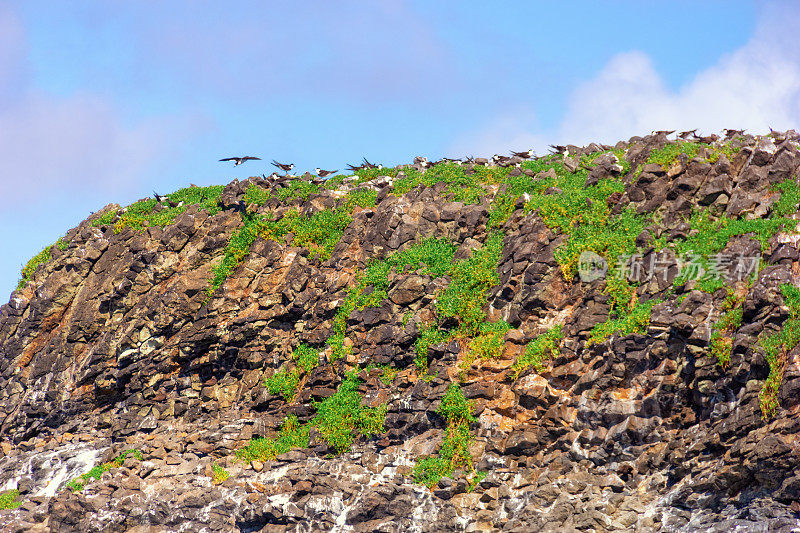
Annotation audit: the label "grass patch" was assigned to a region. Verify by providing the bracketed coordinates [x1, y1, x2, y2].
[413, 383, 480, 488]
[211, 464, 230, 485]
[264, 344, 320, 401]
[512, 325, 563, 378]
[236, 415, 310, 462]
[589, 299, 660, 346]
[0, 489, 22, 510]
[260, 208, 353, 261]
[437, 232, 505, 336]
[65, 449, 142, 492]
[208, 211, 264, 294]
[758, 284, 800, 419]
[709, 289, 745, 368]
[312, 370, 387, 453]
[94, 185, 224, 233]
[244, 183, 271, 206]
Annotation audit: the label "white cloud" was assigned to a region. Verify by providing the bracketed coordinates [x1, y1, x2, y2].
[558, 2, 800, 145]
[454, 1, 800, 152]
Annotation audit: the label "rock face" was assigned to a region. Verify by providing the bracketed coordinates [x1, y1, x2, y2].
[2, 131, 800, 532]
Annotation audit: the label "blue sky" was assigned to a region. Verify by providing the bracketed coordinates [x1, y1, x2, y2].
[1, 0, 799, 300]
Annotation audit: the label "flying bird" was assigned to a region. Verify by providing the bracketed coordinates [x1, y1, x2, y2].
[271, 160, 295, 173]
[510, 149, 535, 159]
[315, 168, 338, 178]
[219, 156, 261, 166]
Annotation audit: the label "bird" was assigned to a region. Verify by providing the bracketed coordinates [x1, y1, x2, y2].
[549, 144, 568, 155]
[491, 155, 513, 167]
[153, 191, 178, 208]
[219, 156, 261, 166]
[315, 168, 338, 178]
[651, 130, 675, 136]
[510, 149, 535, 159]
[723, 128, 745, 139]
[346, 163, 364, 172]
[678, 129, 697, 139]
[414, 156, 433, 169]
[694, 133, 718, 144]
[271, 160, 294, 174]
[361, 157, 383, 170]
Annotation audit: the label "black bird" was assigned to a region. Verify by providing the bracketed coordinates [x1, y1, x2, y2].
[549, 144, 567, 154]
[491, 155, 513, 166]
[219, 156, 261, 166]
[510, 149, 535, 159]
[723, 128, 745, 140]
[651, 130, 675, 136]
[153, 191, 178, 208]
[272, 160, 295, 173]
[678, 129, 697, 139]
[694, 133, 719, 144]
[315, 168, 338, 178]
[346, 163, 364, 172]
[362, 157, 383, 170]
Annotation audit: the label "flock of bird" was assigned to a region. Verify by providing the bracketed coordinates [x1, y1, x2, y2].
[210, 128, 789, 188]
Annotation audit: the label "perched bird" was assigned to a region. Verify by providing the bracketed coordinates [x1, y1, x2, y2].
[315, 168, 338, 178]
[414, 156, 433, 169]
[678, 129, 697, 139]
[510, 149, 535, 159]
[694, 133, 719, 144]
[549, 144, 568, 155]
[346, 162, 364, 172]
[153, 191, 178, 208]
[723, 128, 745, 139]
[362, 157, 378, 169]
[219, 156, 261, 166]
[464, 155, 475, 164]
[651, 130, 675, 136]
[491, 155, 514, 167]
[272, 160, 294, 173]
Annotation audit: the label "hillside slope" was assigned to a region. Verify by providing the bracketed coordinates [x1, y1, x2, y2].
[1, 131, 800, 532]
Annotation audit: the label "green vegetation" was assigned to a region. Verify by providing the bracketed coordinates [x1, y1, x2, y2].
[589, 299, 660, 346]
[462, 320, 511, 371]
[0, 489, 22, 510]
[413, 383, 481, 488]
[93, 185, 224, 233]
[261, 208, 353, 260]
[644, 140, 740, 171]
[264, 344, 320, 401]
[328, 237, 457, 363]
[312, 370, 387, 453]
[65, 449, 142, 492]
[236, 415, 310, 462]
[512, 325, 563, 378]
[244, 183, 271, 206]
[211, 464, 230, 485]
[709, 289, 744, 368]
[758, 284, 800, 419]
[668, 178, 798, 293]
[414, 325, 450, 372]
[240, 370, 386, 459]
[209, 212, 264, 294]
[438, 232, 505, 335]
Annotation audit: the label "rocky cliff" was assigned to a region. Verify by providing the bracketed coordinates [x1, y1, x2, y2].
[1, 131, 800, 532]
